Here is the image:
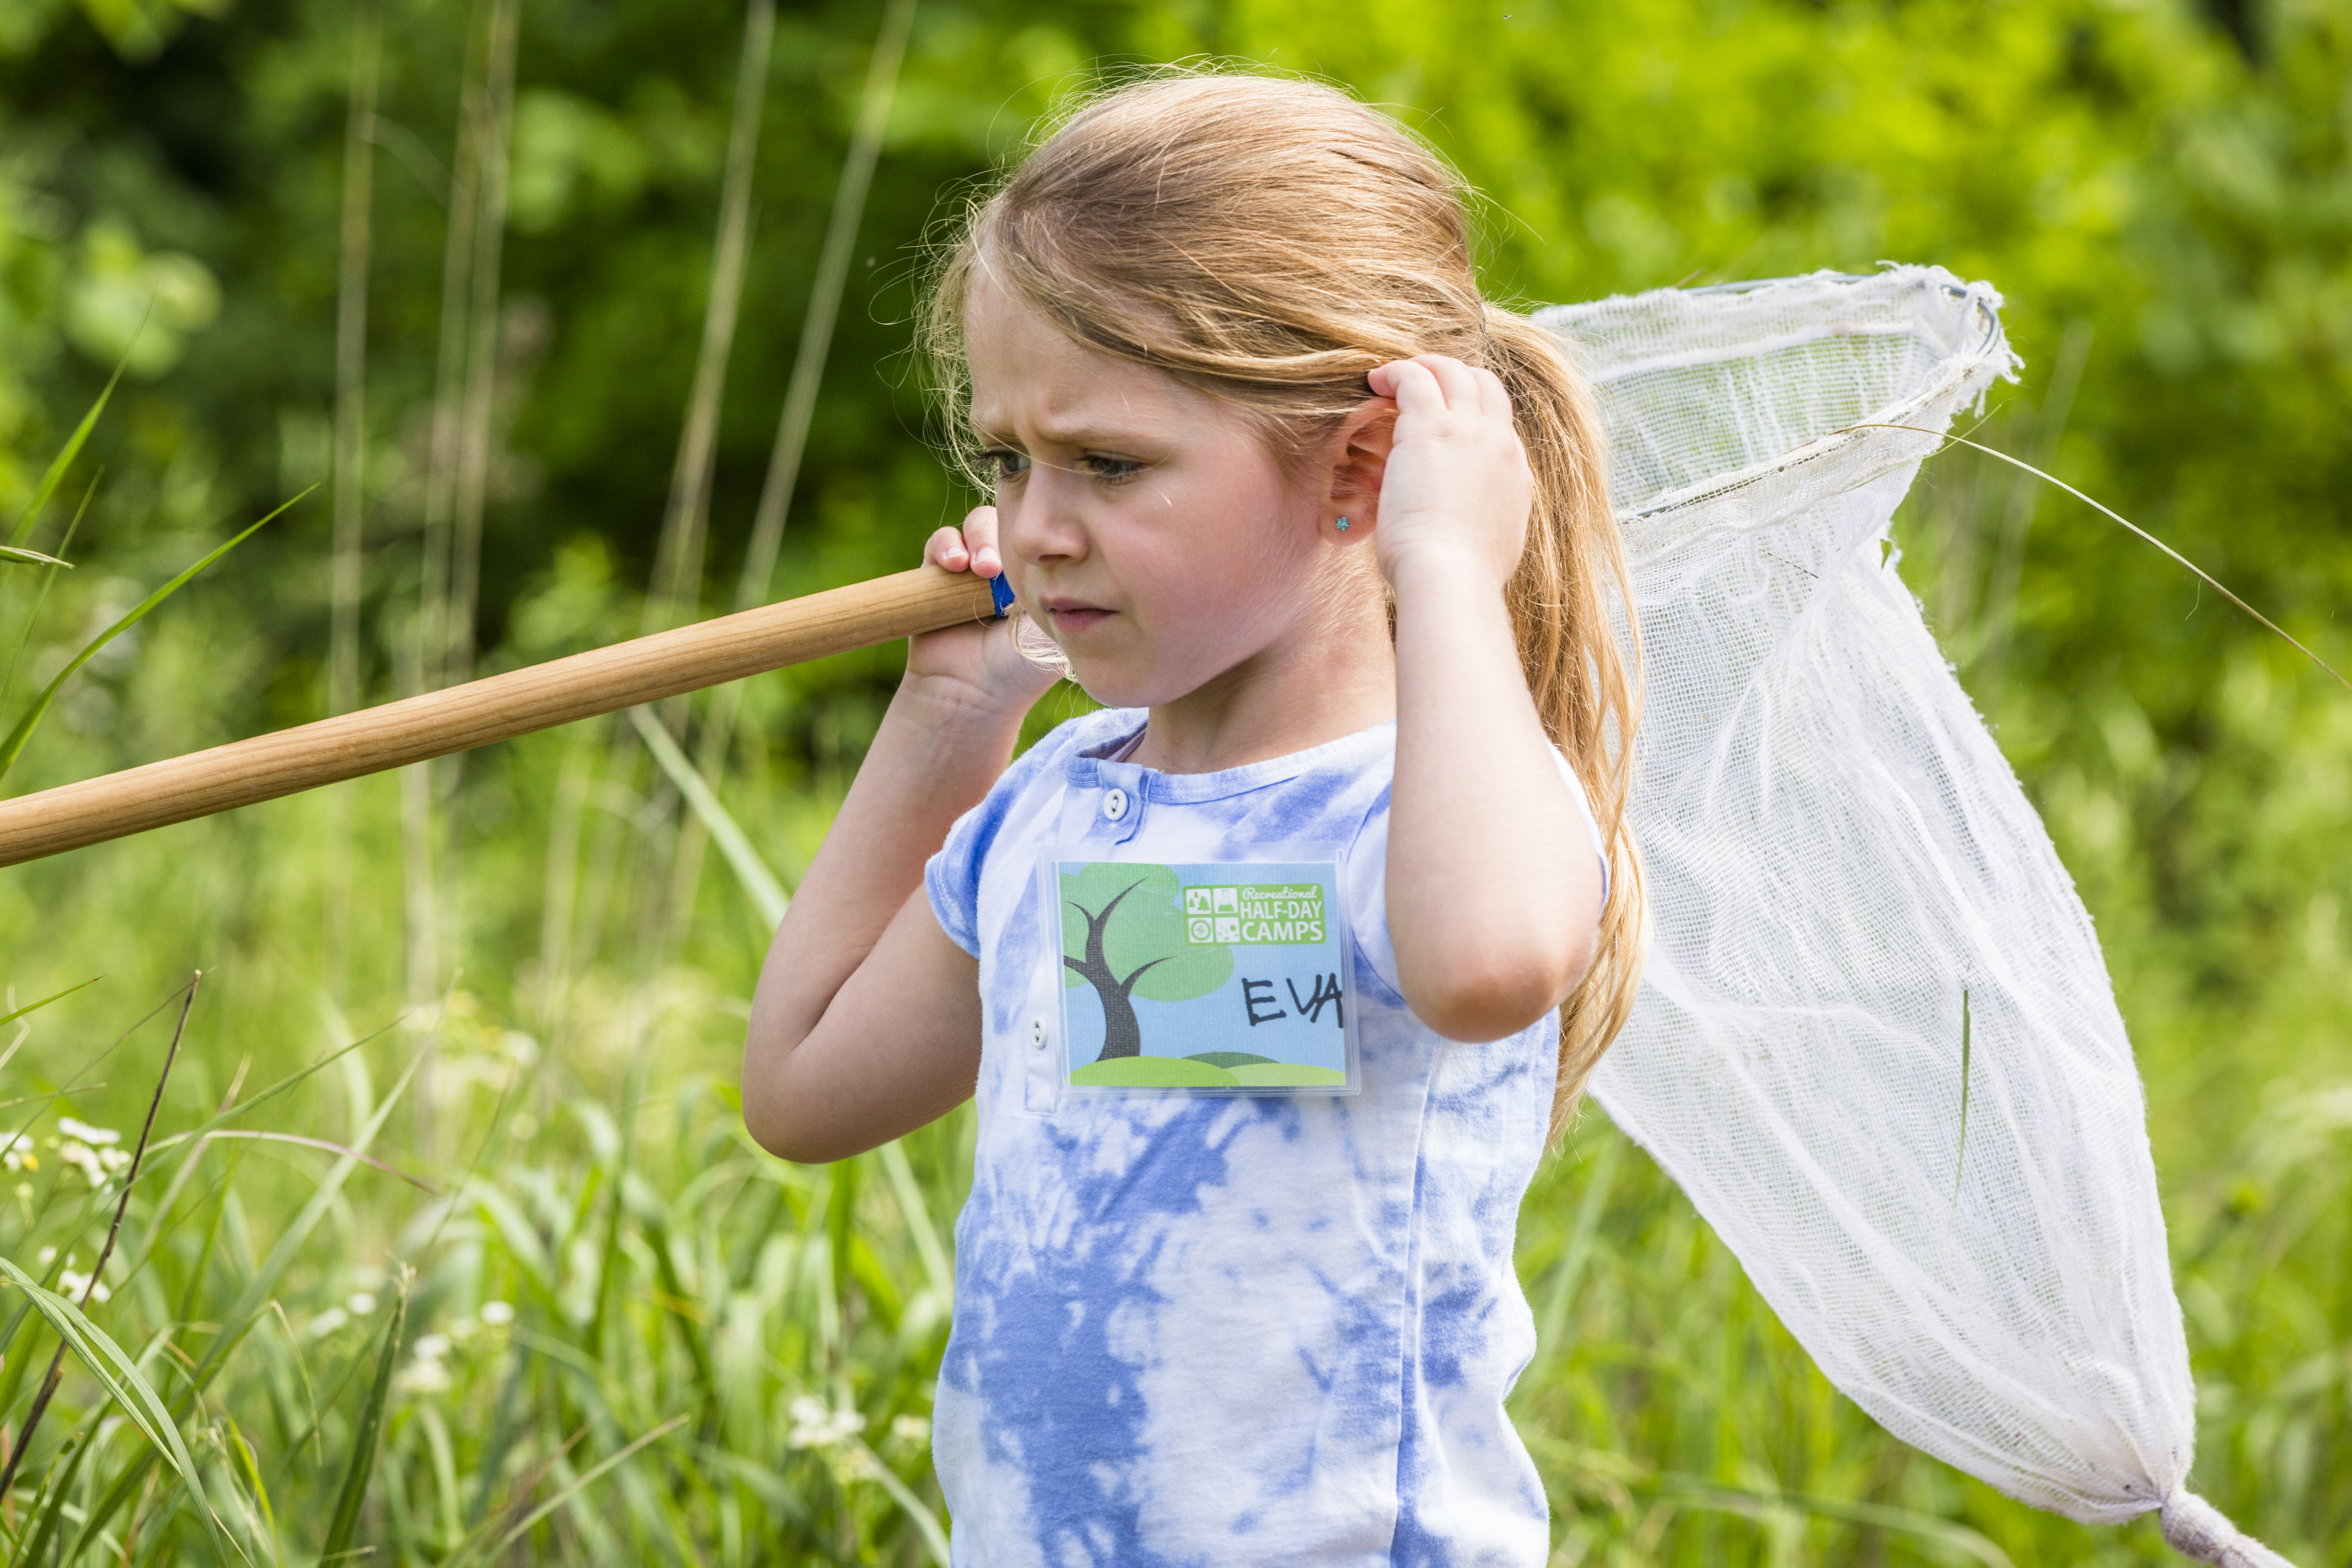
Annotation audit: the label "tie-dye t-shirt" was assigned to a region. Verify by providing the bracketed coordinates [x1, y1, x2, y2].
[923, 708, 1602, 1567]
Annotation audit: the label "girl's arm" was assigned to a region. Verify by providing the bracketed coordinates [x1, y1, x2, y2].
[1372, 356, 1606, 1042]
[742, 511, 1055, 1162]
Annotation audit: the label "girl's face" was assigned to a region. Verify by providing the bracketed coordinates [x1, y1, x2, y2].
[965, 281, 1366, 710]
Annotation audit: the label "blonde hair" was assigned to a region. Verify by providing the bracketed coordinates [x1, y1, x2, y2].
[922, 71, 1644, 1136]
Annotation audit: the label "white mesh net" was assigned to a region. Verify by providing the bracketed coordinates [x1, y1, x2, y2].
[1539, 267, 2290, 1566]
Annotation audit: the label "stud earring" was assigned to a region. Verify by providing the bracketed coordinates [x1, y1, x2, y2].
[1335, 516, 1350, 532]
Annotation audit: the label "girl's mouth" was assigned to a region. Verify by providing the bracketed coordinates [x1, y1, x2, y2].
[1041, 598, 1114, 634]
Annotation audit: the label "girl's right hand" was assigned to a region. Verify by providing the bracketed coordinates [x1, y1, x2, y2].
[911, 506, 1060, 717]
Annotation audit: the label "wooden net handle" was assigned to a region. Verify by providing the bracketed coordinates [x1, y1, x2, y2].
[0, 564, 1003, 868]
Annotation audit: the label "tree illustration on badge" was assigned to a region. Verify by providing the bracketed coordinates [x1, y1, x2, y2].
[1061, 863, 1233, 1060]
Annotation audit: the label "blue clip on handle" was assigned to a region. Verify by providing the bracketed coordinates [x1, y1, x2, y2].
[989, 573, 1017, 617]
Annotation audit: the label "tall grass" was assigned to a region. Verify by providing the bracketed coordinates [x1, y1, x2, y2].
[2, 498, 2345, 1562]
[1, 63, 2345, 1568]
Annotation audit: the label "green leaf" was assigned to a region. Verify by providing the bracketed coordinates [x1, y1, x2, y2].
[0, 489, 308, 786]
[63, 1043, 423, 1562]
[627, 704, 788, 926]
[1953, 984, 1973, 1203]
[0, 545, 69, 568]
[0, 973, 101, 1038]
[0, 1256, 243, 1564]
[7, 355, 127, 550]
[0, 472, 100, 726]
[320, 1286, 406, 1561]
[855, 1439, 951, 1568]
[439, 1414, 688, 1568]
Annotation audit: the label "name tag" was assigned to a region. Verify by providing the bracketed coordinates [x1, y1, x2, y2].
[1040, 850, 1361, 1096]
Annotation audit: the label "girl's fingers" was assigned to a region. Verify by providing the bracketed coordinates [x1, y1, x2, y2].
[923, 525, 971, 572]
[1417, 354, 1486, 411]
[960, 504, 1003, 577]
[1374, 354, 1506, 421]
[1373, 356, 1447, 418]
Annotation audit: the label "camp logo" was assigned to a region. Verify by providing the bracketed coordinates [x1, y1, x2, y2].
[1047, 854, 1358, 1096]
[1181, 883, 1325, 946]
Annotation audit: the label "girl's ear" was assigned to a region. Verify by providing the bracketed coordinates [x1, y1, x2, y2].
[1321, 396, 1395, 543]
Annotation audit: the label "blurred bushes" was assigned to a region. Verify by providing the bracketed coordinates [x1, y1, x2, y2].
[0, 1, 2346, 1557]
[0, 0, 2342, 1064]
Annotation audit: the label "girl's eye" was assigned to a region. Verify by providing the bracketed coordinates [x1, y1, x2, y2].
[983, 449, 1031, 480]
[1082, 454, 1143, 483]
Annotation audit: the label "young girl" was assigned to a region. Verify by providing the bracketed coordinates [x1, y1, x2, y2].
[744, 71, 1642, 1566]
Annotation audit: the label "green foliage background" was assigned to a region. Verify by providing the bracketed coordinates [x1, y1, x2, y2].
[0, 0, 2346, 1562]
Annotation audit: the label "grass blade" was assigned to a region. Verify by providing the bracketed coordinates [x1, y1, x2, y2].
[0, 973, 198, 1515]
[0, 978, 102, 1093]
[170, 1129, 440, 1194]
[627, 705, 788, 926]
[877, 1139, 952, 1301]
[9, 1412, 97, 1568]
[1855, 423, 2352, 696]
[1652, 1473, 2016, 1568]
[190, 1042, 423, 1384]
[0, 490, 309, 785]
[0, 1258, 242, 1563]
[854, 1439, 951, 1568]
[1953, 984, 1973, 1203]
[320, 1283, 406, 1561]
[0, 471, 100, 724]
[6, 354, 127, 549]
[62, 1043, 425, 1561]
[441, 1414, 688, 1568]
[127, 1026, 387, 1209]
[0, 546, 68, 568]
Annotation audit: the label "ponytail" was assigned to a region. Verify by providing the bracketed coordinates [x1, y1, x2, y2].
[1482, 305, 1646, 1136]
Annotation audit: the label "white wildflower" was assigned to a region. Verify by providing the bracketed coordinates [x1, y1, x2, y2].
[448, 1316, 479, 1343]
[478, 1300, 515, 1327]
[307, 1307, 349, 1339]
[58, 1141, 110, 1189]
[889, 1414, 931, 1445]
[58, 1268, 110, 1304]
[345, 1291, 377, 1316]
[2, 1142, 34, 1172]
[412, 1333, 451, 1362]
[57, 1117, 120, 1146]
[785, 1395, 866, 1450]
[36, 1246, 56, 1266]
[394, 1359, 452, 1396]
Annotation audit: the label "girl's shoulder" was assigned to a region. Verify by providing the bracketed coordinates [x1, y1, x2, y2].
[925, 708, 1145, 958]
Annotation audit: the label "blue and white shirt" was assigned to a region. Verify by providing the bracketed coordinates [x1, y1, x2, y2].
[924, 708, 1601, 1566]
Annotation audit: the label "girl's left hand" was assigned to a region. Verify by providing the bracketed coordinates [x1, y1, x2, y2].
[1364, 354, 1532, 590]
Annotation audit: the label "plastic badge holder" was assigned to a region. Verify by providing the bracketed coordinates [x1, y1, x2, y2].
[1039, 846, 1361, 1097]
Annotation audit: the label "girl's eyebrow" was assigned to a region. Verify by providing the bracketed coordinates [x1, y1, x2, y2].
[972, 418, 1147, 450]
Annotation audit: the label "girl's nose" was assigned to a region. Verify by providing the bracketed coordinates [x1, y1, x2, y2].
[1003, 469, 1090, 565]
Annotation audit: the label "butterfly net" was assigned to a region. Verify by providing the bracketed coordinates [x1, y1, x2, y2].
[1536, 268, 2290, 1566]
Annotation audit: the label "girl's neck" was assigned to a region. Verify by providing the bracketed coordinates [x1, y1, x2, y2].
[1126, 574, 1397, 775]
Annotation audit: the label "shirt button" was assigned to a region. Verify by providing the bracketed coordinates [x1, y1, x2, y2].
[1101, 787, 1128, 822]
[1030, 1016, 1049, 1050]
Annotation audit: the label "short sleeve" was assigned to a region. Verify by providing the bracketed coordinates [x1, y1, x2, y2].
[922, 717, 1100, 957]
[924, 802, 991, 958]
[1339, 748, 1610, 1003]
